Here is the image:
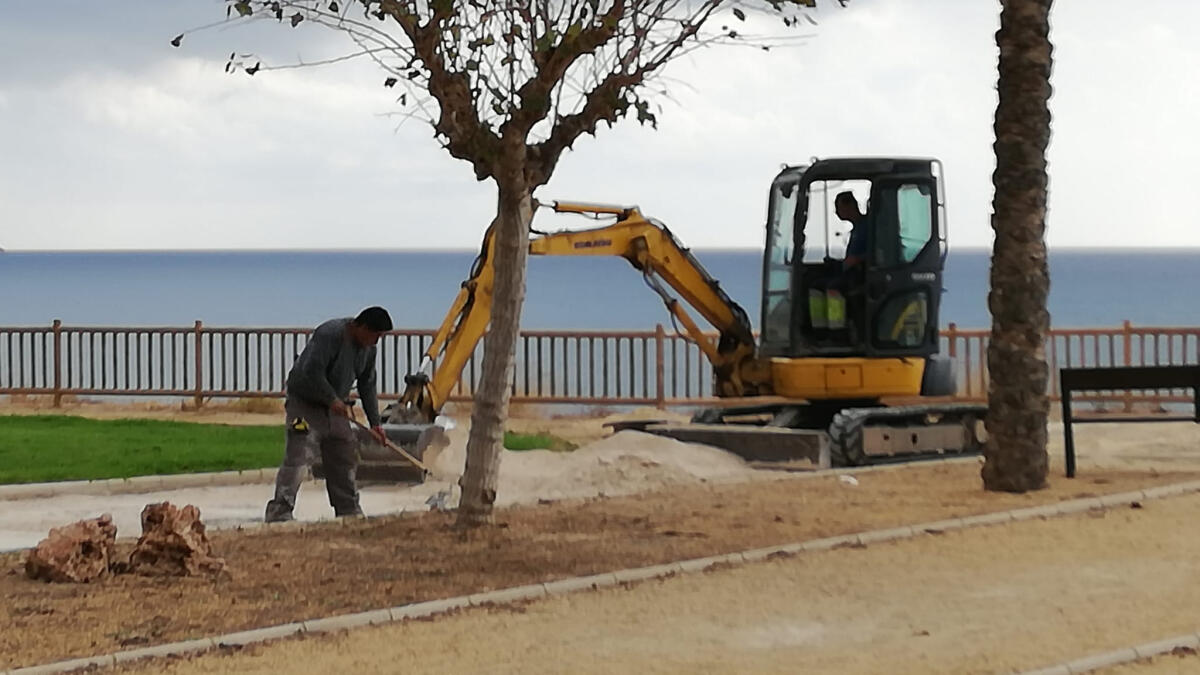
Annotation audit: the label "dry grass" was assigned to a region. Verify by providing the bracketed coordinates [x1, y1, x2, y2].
[3, 461, 1194, 670]
[2, 394, 84, 408]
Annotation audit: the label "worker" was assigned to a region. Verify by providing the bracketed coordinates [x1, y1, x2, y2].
[835, 191, 868, 270]
[264, 306, 393, 523]
[812, 192, 868, 342]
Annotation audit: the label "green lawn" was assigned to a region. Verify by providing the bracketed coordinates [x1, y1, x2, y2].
[503, 430, 578, 452]
[0, 415, 282, 484]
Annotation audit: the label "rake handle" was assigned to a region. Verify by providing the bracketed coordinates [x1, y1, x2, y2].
[348, 417, 430, 473]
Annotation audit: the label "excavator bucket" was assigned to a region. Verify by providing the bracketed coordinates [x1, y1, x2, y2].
[313, 423, 449, 484]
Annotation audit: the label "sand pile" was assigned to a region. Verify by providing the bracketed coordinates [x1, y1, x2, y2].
[425, 429, 762, 505]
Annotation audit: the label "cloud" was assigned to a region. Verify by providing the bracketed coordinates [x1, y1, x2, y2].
[0, 1, 1198, 251]
[0, 49, 495, 250]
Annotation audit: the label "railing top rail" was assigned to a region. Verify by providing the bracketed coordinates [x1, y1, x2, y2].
[4, 322, 1200, 347]
[1124, 327, 1200, 335]
[57, 326, 201, 334]
[942, 328, 989, 337]
[197, 327, 317, 335]
[942, 325, 1200, 338]
[519, 329, 660, 338]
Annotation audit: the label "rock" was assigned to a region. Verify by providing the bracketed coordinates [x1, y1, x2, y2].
[24, 514, 118, 583]
[125, 502, 226, 577]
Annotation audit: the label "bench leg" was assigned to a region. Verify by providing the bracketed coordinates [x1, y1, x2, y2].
[1062, 389, 1076, 478]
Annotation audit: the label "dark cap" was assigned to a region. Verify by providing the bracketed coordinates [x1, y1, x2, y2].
[354, 306, 393, 332]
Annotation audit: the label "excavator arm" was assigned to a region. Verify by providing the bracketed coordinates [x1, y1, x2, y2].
[390, 202, 770, 424]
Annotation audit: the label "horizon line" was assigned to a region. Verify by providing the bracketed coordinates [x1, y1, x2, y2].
[6, 245, 1200, 254]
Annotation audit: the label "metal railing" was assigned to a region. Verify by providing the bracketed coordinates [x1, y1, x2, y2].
[943, 321, 1200, 408]
[2, 320, 1197, 409]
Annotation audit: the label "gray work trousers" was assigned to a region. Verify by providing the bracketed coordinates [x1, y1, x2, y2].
[266, 396, 365, 518]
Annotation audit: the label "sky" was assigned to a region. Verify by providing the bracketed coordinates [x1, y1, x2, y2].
[0, 0, 1196, 252]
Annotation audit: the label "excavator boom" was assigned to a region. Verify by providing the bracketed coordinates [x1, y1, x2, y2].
[392, 202, 769, 424]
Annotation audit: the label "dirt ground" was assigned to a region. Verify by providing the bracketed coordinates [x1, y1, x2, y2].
[1, 460, 1194, 670]
[113, 490, 1200, 675]
[5, 397, 1200, 671]
[0, 395, 285, 427]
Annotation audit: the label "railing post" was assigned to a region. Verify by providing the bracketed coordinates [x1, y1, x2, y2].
[52, 319, 63, 407]
[1123, 320, 1134, 412]
[654, 324, 666, 409]
[193, 320, 204, 410]
[944, 323, 961, 400]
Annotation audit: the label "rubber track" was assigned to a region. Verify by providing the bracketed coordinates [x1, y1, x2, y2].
[828, 403, 988, 467]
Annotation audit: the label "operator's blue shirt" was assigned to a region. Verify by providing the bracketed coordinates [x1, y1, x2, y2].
[845, 216, 867, 259]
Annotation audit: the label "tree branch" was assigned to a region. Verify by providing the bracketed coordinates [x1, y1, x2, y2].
[380, 0, 501, 180]
[506, 0, 627, 137]
[525, 0, 723, 187]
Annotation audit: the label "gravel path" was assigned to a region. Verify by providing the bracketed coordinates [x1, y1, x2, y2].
[123, 490, 1200, 675]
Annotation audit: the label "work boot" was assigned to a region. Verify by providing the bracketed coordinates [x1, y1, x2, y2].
[334, 506, 364, 519]
[264, 499, 294, 523]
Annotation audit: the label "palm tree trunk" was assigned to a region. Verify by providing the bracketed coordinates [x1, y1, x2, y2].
[456, 134, 532, 527]
[982, 0, 1054, 492]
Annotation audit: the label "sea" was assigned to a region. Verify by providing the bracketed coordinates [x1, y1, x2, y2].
[2, 249, 1199, 331]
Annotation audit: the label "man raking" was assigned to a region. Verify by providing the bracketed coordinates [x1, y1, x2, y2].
[264, 306, 392, 523]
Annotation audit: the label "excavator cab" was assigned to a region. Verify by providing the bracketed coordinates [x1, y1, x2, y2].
[760, 158, 948, 364]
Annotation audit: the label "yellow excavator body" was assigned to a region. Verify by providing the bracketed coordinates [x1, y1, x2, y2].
[387, 157, 986, 469]
[768, 357, 925, 399]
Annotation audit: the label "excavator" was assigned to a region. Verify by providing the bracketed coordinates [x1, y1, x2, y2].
[375, 157, 987, 476]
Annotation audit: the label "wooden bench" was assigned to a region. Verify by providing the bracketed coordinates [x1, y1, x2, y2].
[1060, 365, 1200, 478]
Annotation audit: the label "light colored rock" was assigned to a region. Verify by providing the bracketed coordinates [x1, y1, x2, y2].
[24, 513, 117, 583]
[124, 502, 225, 577]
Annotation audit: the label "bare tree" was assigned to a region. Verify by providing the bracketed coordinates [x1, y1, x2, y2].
[186, 0, 824, 526]
[982, 0, 1053, 492]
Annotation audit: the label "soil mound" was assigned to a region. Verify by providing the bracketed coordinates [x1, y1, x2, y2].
[427, 429, 759, 505]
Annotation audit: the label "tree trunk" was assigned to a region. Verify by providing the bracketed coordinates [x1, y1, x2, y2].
[456, 135, 532, 527]
[982, 0, 1054, 492]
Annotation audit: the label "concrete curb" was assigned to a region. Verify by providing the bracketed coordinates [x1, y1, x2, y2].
[0, 469, 278, 501]
[1018, 632, 1200, 674]
[13, 477, 1200, 674]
